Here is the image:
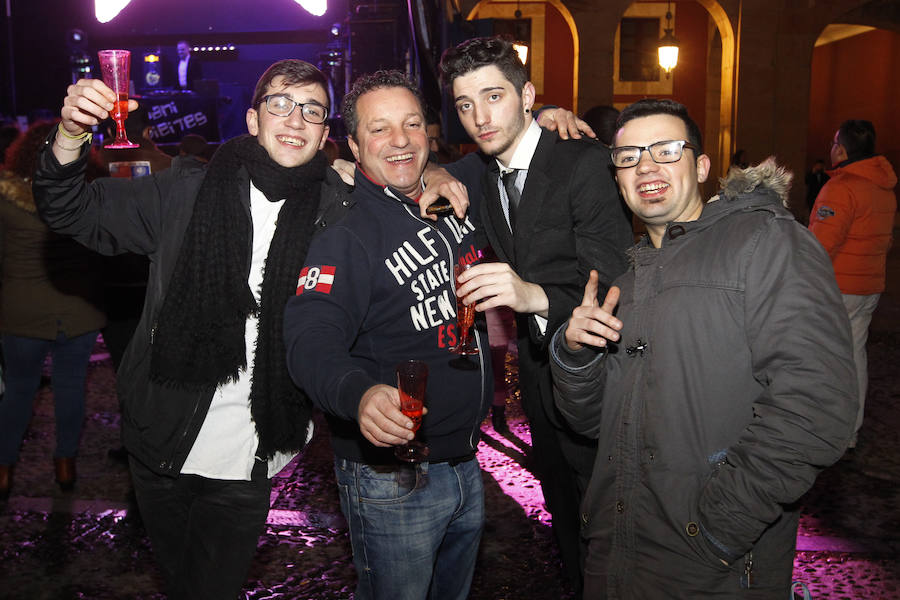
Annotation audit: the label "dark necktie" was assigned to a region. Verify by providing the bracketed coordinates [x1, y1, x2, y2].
[502, 169, 521, 230]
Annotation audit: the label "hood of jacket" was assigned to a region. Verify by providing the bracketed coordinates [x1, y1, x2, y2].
[701, 157, 793, 225]
[0, 170, 36, 213]
[827, 155, 897, 191]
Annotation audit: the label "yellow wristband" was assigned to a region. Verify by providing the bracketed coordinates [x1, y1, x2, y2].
[57, 123, 91, 141]
[54, 136, 92, 152]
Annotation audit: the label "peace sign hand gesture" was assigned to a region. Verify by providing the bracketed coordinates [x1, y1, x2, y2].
[564, 270, 623, 351]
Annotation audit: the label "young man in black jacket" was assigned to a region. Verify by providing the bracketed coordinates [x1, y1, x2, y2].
[440, 36, 633, 597]
[284, 70, 491, 600]
[33, 60, 348, 600]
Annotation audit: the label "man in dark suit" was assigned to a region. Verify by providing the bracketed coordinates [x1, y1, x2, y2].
[440, 36, 633, 598]
[175, 40, 203, 91]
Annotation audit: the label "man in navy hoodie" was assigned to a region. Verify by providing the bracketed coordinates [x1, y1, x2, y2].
[284, 70, 491, 600]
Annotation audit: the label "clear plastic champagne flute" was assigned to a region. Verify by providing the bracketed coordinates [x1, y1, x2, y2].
[97, 50, 139, 149]
[394, 360, 430, 463]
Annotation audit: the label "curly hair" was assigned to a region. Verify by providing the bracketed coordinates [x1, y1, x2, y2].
[438, 35, 527, 94]
[340, 70, 425, 139]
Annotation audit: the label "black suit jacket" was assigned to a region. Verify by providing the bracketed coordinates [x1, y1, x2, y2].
[481, 128, 632, 426]
[176, 56, 203, 90]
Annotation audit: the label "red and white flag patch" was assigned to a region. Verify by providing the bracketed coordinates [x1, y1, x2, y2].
[296, 265, 336, 295]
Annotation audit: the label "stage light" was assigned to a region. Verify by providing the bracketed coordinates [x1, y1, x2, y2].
[295, 0, 327, 17]
[193, 45, 240, 59]
[95, 0, 132, 23]
[67, 29, 85, 45]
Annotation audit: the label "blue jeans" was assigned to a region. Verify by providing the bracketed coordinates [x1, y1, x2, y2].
[334, 456, 485, 600]
[0, 331, 99, 464]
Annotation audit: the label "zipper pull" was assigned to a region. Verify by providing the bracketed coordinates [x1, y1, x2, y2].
[741, 551, 753, 589]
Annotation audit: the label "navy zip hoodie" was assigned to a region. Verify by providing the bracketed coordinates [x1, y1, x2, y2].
[284, 165, 492, 464]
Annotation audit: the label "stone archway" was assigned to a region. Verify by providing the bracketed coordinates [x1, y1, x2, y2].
[693, 0, 737, 180]
[606, 0, 736, 179]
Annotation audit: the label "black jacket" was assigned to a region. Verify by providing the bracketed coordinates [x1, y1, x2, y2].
[481, 128, 633, 428]
[32, 137, 352, 476]
[284, 168, 492, 464]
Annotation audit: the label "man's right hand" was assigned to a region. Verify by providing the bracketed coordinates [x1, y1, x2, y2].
[565, 270, 623, 351]
[358, 384, 417, 447]
[420, 163, 469, 221]
[60, 78, 138, 136]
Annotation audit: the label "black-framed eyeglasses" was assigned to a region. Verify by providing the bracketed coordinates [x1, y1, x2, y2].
[611, 139, 698, 168]
[261, 94, 328, 124]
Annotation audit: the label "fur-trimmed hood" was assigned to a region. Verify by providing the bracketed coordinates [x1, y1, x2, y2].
[0, 170, 36, 213]
[694, 156, 795, 233]
[711, 156, 793, 208]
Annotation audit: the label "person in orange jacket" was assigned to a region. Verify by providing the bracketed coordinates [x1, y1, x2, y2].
[809, 119, 897, 447]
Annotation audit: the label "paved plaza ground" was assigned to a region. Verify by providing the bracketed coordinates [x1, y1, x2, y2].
[1, 230, 899, 599]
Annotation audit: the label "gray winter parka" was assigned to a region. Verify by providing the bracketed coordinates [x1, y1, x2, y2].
[550, 160, 857, 598]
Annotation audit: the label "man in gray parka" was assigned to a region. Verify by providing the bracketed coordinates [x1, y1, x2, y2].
[550, 99, 857, 598]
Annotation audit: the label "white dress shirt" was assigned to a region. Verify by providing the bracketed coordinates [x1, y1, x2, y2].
[493, 118, 548, 334]
[178, 57, 189, 88]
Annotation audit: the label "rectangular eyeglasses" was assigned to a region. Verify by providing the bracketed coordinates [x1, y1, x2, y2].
[611, 139, 697, 168]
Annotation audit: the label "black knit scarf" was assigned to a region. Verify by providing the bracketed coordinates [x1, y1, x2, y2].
[150, 134, 326, 458]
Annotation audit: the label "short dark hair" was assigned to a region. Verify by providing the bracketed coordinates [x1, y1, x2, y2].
[836, 119, 876, 162]
[615, 98, 703, 156]
[341, 70, 425, 139]
[580, 105, 620, 147]
[439, 36, 527, 94]
[251, 59, 329, 112]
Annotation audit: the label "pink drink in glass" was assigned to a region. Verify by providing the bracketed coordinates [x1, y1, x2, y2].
[394, 360, 429, 463]
[98, 50, 139, 149]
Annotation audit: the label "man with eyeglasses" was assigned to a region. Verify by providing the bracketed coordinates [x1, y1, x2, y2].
[31, 59, 460, 599]
[549, 98, 857, 597]
[439, 36, 633, 597]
